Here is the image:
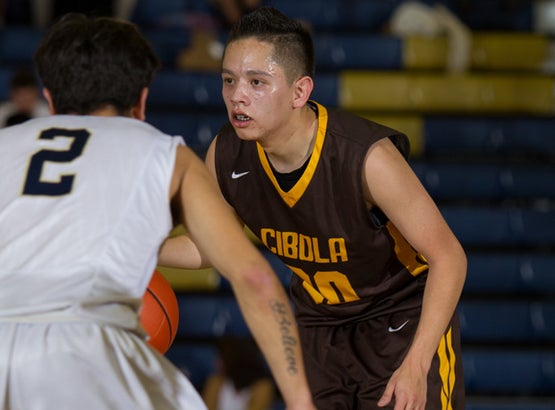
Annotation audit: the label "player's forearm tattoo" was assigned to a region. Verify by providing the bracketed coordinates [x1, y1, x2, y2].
[270, 300, 298, 374]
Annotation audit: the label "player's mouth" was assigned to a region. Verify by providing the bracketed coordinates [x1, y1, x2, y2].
[235, 114, 251, 121]
[231, 113, 251, 127]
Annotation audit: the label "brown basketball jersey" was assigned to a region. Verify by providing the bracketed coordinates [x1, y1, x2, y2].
[215, 101, 428, 325]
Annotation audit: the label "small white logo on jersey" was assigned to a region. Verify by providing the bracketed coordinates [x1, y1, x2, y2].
[388, 320, 409, 333]
[231, 171, 250, 179]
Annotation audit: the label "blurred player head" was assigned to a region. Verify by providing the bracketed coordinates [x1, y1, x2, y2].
[34, 13, 160, 116]
[7, 68, 42, 116]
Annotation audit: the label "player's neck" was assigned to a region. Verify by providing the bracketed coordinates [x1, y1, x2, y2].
[265, 106, 317, 173]
[89, 106, 128, 117]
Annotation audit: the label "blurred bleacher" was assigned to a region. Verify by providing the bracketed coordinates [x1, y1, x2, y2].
[1, 0, 554, 408]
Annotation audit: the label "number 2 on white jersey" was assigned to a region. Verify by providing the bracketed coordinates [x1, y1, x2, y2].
[22, 128, 90, 196]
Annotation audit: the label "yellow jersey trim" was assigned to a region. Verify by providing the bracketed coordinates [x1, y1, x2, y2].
[438, 326, 456, 410]
[257, 101, 328, 208]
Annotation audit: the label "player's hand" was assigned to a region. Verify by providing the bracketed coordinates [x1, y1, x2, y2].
[377, 357, 427, 410]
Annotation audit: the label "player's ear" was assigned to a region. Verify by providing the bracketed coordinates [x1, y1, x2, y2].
[42, 88, 56, 114]
[292, 75, 313, 108]
[131, 87, 149, 121]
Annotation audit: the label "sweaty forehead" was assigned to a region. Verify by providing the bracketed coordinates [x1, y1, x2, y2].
[224, 37, 301, 84]
[223, 39, 281, 74]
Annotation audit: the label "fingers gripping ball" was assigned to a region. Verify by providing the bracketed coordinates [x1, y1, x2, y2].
[140, 270, 179, 354]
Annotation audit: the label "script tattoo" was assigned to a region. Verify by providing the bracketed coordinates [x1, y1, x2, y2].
[270, 300, 298, 375]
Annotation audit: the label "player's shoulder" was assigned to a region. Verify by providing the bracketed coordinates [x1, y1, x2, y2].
[323, 105, 410, 158]
[326, 106, 397, 138]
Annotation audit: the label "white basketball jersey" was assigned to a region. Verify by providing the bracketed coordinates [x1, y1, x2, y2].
[0, 115, 207, 410]
[0, 115, 178, 325]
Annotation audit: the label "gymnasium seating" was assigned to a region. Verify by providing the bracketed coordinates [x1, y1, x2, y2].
[170, 294, 555, 346]
[459, 300, 555, 344]
[146, 71, 340, 109]
[0, 26, 43, 66]
[314, 34, 403, 70]
[404, 32, 549, 71]
[148, 71, 223, 108]
[412, 162, 555, 200]
[441, 206, 555, 247]
[131, 0, 213, 28]
[144, 27, 192, 67]
[1, 1, 554, 407]
[463, 253, 555, 295]
[263, 0, 535, 33]
[463, 349, 555, 395]
[422, 116, 555, 158]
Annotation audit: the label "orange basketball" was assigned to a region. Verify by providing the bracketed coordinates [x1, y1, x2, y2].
[140, 270, 179, 354]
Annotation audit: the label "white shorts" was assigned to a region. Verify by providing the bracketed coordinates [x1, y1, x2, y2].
[0, 321, 207, 410]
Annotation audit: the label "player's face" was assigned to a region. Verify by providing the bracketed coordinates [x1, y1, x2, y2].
[221, 38, 297, 142]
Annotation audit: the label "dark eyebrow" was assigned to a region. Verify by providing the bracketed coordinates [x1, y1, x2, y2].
[221, 68, 273, 78]
[246, 69, 272, 78]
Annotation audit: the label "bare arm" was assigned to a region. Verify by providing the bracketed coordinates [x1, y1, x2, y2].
[158, 137, 237, 270]
[362, 139, 467, 410]
[169, 143, 315, 409]
[158, 233, 209, 269]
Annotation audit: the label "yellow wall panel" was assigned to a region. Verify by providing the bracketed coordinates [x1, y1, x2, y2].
[404, 36, 449, 70]
[471, 33, 549, 71]
[157, 266, 221, 292]
[340, 71, 555, 114]
[515, 76, 555, 113]
[404, 33, 550, 71]
[340, 72, 411, 110]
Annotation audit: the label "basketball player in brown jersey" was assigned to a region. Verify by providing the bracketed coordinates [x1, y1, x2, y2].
[159, 6, 467, 410]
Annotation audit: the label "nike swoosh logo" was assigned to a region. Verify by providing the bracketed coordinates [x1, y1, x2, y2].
[388, 320, 409, 333]
[231, 171, 250, 179]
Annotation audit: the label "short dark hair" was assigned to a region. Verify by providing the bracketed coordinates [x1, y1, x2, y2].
[34, 13, 160, 115]
[225, 6, 315, 83]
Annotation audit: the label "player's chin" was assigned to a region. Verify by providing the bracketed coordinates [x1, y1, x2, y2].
[233, 126, 259, 141]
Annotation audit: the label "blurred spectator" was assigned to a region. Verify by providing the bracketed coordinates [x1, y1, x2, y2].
[175, 12, 224, 72]
[176, 0, 261, 72]
[388, 1, 472, 74]
[210, 0, 261, 29]
[202, 336, 275, 410]
[0, 68, 49, 127]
